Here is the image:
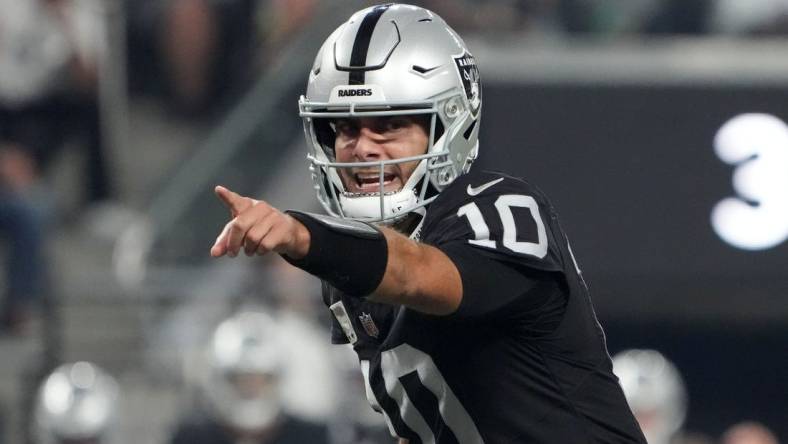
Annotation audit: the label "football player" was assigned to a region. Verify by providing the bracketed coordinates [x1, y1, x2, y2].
[169, 310, 328, 444]
[211, 3, 646, 443]
[33, 361, 120, 444]
[612, 349, 688, 444]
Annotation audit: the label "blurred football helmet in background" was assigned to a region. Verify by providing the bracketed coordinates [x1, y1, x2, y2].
[202, 310, 285, 432]
[299, 3, 482, 223]
[34, 361, 119, 444]
[612, 349, 688, 444]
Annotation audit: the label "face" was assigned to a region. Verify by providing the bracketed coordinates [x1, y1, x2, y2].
[230, 371, 277, 400]
[333, 115, 429, 194]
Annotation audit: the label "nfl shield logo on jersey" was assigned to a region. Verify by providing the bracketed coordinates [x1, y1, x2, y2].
[359, 312, 380, 338]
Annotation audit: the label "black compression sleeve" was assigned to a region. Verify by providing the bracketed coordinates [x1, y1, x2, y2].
[282, 211, 388, 297]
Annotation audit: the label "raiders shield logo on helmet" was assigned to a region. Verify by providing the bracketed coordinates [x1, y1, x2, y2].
[454, 52, 482, 117]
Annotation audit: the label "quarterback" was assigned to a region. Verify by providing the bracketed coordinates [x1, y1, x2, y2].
[211, 3, 646, 443]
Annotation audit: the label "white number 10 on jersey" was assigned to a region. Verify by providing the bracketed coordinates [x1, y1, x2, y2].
[457, 194, 548, 258]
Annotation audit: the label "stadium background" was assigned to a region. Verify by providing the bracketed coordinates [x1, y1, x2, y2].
[0, 0, 785, 443]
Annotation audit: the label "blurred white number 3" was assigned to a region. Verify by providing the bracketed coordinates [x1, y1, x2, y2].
[712, 113, 788, 250]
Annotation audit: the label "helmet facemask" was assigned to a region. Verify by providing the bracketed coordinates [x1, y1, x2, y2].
[300, 90, 476, 224]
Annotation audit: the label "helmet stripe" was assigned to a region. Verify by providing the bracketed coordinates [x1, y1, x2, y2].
[348, 3, 392, 85]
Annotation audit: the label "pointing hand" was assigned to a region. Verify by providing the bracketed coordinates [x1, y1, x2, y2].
[210, 185, 309, 259]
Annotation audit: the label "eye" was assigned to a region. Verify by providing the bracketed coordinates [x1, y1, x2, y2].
[380, 117, 411, 133]
[333, 119, 359, 138]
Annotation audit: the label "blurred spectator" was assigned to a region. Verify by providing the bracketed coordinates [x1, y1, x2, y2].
[0, 0, 112, 205]
[126, 0, 321, 119]
[32, 361, 120, 444]
[557, 0, 712, 35]
[708, 0, 788, 35]
[419, 0, 554, 34]
[417, 0, 722, 37]
[0, 142, 50, 334]
[160, 0, 263, 117]
[612, 349, 688, 444]
[0, 0, 117, 334]
[642, 0, 712, 34]
[160, 0, 223, 115]
[721, 421, 779, 444]
[169, 309, 329, 444]
[255, 0, 318, 58]
[0, 0, 99, 334]
[126, 0, 261, 118]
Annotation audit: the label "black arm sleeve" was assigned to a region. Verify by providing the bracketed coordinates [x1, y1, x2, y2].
[284, 211, 388, 297]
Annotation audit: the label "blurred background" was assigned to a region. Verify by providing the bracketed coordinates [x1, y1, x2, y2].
[0, 0, 786, 443]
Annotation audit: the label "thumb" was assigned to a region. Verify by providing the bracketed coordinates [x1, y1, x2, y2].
[214, 185, 253, 216]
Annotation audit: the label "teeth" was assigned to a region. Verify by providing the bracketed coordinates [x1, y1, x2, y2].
[355, 174, 393, 184]
[350, 172, 398, 193]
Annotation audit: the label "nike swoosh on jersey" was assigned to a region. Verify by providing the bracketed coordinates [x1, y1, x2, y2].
[467, 177, 504, 196]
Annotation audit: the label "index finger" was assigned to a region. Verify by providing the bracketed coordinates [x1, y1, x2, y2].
[215, 185, 253, 217]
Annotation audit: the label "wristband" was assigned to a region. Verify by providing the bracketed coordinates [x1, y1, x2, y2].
[283, 211, 388, 297]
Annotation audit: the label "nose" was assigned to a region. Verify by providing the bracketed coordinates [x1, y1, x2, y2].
[352, 128, 386, 161]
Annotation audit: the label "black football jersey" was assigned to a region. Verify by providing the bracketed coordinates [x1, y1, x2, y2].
[323, 170, 646, 444]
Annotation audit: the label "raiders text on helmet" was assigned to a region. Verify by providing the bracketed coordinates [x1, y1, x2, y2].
[299, 3, 482, 222]
[338, 88, 373, 97]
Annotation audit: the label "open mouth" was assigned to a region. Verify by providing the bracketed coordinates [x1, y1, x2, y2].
[347, 171, 400, 193]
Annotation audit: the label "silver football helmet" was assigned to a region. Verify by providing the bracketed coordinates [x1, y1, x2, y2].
[33, 361, 120, 444]
[299, 3, 481, 223]
[612, 349, 688, 444]
[202, 310, 285, 431]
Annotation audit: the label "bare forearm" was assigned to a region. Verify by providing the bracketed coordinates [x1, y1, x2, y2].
[368, 227, 462, 315]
